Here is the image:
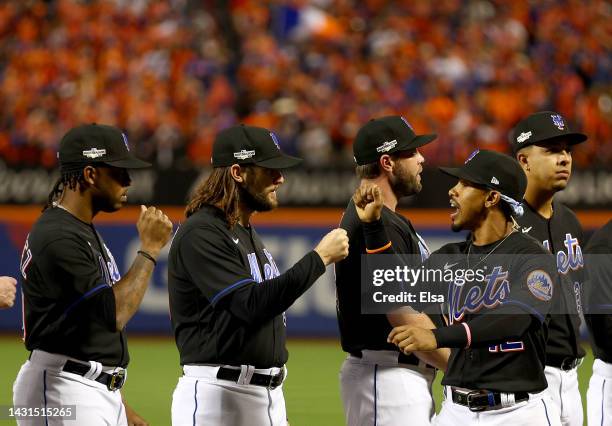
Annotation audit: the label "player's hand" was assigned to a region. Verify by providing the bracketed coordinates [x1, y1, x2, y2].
[124, 402, 148, 426]
[314, 228, 349, 266]
[137, 205, 173, 258]
[387, 325, 438, 352]
[352, 182, 384, 223]
[0, 276, 17, 309]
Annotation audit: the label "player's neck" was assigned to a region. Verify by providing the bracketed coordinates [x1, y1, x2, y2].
[58, 191, 94, 223]
[524, 184, 554, 219]
[471, 213, 513, 246]
[237, 205, 253, 227]
[361, 177, 398, 211]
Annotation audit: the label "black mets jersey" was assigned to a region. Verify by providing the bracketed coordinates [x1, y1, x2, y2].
[335, 200, 430, 357]
[168, 205, 325, 368]
[515, 200, 586, 363]
[584, 220, 612, 363]
[431, 232, 557, 392]
[19, 207, 127, 367]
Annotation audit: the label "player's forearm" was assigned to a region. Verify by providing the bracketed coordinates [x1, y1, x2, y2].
[225, 251, 325, 323]
[387, 309, 449, 370]
[432, 313, 532, 349]
[112, 253, 156, 331]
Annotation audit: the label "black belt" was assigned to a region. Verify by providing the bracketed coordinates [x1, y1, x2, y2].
[216, 367, 285, 389]
[450, 387, 529, 412]
[62, 360, 126, 391]
[349, 350, 435, 369]
[547, 355, 582, 371]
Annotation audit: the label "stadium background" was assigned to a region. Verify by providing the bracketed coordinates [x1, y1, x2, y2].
[0, 0, 610, 424]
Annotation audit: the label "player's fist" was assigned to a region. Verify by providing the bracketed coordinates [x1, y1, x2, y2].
[137, 205, 173, 258]
[352, 182, 384, 223]
[387, 325, 438, 352]
[314, 228, 349, 266]
[0, 276, 17, 309]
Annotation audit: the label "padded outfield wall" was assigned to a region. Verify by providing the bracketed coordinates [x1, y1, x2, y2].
[0, 206, 608, 336]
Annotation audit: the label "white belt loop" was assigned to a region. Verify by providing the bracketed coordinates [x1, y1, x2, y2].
[500, 392, 515, 408]
[237, 365, 255, 385]
[83, 360, 103, 380]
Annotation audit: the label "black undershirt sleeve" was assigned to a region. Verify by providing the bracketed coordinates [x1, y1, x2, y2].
[221, 251, 326, 323]
[432, 310, 533, 349]
[363, 219, 393, 253]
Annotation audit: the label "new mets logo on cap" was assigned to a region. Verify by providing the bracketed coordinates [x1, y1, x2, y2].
[526, 270, 553, 301]
[83, 148, 106, 159]
[269, 132, 281, 150]
[465, 149, 479, 163]
[551, 114, 565, 130]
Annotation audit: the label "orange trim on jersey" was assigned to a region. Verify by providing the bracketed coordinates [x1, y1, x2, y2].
[366, 241, 392, 254]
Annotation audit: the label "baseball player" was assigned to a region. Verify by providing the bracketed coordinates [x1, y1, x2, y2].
[388, 150, 560, 425]
[584, 220, 612, 425]
[0, 275, 17, 308]
[336, 116, 449, 426]
[13, 124, 173, 426]
[511, 111, 587, 426]
[168, 124, 349, 426]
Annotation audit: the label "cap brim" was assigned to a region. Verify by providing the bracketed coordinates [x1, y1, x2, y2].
[255, 154, 303, 169]
[105, 156, 151, 169]
[411, 134, 438, 149]
[439, 166, 487, 187]
[514, 132, 588, 153]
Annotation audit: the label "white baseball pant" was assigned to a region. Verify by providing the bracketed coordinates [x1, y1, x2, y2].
[587, 359, 612, 426]
[340, 350, 436, 426]
[13, 350, 127, 426]
[544, 365, 584, 426]
[172, 364, 287, 426]
[434, 388, 561, 426]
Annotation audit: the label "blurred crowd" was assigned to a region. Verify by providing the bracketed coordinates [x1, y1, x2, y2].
[0, 0, 610, 170]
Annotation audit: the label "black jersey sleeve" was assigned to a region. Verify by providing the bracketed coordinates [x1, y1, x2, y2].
[502, 254, 557, 323]
[178, 226, 256, 305]
[221, 251, 326, 323]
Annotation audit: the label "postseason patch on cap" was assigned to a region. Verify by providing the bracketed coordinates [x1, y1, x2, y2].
[516, 131, 532, 143]
[83, 148, 107, 159]
[234, 149, 256, 160]
[376, 139, 398, 153]
[526, 270, 553, 301]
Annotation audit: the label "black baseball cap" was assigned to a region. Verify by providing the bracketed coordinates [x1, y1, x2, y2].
[211, 124, 302, 169]
[439, 149, 527, 203]
[58, 124, 150, 172]
[510, 111, 587, 153]
[353, 116, 437, 165]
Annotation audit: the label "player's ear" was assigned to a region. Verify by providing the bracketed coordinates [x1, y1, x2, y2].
[82, 165, 97, 186]
[229, 164, 245, 183]
[516, 149, 530, 172]
[379, 154, 393, 174]
[484, 191, 501, 209]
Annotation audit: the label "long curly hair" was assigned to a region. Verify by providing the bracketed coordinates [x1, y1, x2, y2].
[43, 170, 87, 212]
[185, 167, 241, 227]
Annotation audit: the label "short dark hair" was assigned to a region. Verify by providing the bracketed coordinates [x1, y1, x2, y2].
[355, 153, 403, 179]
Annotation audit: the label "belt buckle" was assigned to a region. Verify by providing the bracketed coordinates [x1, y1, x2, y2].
[107, 370, 125, 391]
[466, 390, 492, 412]
[268, 368, 285, 390]
[560, 357, 578, 371]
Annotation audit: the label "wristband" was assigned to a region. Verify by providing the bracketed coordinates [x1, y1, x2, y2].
[137, 250, 157, 266]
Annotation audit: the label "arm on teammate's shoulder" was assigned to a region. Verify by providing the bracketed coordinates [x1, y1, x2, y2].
[387, 307, 450, 370]
[113, 206, 172, 331]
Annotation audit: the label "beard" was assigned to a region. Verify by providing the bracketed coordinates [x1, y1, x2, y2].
[390, 165, 421, 198]
[239, 183, 278, 212]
